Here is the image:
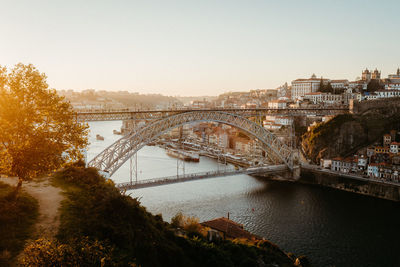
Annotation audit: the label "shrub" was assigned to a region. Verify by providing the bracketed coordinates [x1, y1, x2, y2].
[52, 166, 295, 267]
[20, 237, 116, 266]
[0, 182, 38, 265]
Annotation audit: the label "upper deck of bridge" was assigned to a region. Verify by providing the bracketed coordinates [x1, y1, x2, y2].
[75, 107, 349, 121]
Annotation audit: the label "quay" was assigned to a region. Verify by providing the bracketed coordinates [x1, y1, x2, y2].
[300, 164, 400, 201]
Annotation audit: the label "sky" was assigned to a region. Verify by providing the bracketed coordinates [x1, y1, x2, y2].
[0, 0, 399, 96]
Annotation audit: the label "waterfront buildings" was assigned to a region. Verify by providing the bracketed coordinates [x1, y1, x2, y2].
[323, 130, 400, 182]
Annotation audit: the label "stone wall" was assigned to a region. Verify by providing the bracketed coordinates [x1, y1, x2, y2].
[300, 168, 400, 201]
[350, 97, 400, 114]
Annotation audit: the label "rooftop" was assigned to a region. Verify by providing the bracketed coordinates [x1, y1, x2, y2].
[201, 217, 260, 240]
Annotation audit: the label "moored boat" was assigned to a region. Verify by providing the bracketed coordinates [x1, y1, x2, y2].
[166, 148, 200, 162]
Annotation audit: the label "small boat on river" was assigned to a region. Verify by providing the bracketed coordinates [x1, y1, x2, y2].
[166, 148, 200, 162]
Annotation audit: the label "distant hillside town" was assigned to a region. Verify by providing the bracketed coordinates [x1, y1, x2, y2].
[60, 67, 400, 167]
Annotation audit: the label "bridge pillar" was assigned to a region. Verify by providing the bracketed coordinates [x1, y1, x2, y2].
[291, 149, 300, 180]
[291, 166, 301, 180]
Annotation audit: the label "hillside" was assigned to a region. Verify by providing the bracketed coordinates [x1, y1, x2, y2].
[301, 102, 400, 163]
[20, 165, 304, 267]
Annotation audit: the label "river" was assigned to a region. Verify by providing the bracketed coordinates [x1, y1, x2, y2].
[87, 121, 400, 267]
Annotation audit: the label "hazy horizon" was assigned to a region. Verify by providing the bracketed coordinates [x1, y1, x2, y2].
[1, 0, 399, 96]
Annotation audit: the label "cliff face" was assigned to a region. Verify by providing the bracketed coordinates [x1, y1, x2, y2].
[301, 106, 400, 163]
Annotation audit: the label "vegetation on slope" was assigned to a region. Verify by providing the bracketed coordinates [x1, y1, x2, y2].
[21, 164, 299, 266]
[302, 110, 400, 163]
[0, 181, 38, 265]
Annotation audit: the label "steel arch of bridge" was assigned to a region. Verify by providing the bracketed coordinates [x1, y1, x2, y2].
[88, 111, 293, 176]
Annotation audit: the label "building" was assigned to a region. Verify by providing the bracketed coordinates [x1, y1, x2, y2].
[387, 68, 400, 80]
[233, 137, 251, 154]
[362, 68, 381, 81]
[190, 100, 209, 109]
[267, 99, 287, 109]
[383, 134, 392, 146]
[367, 163, 380, 177]
[276, 82, 289, 98]
[262, 121, 282, 130]
[274, 116, 293, 126]
[390, 142, 400, 154]
[357, 157, 368, 170]
[201, 217, 260, 240]
[367, 147, 375, 158]
[330, 80, 349, 90]
[291, 74, 329, 100]
[331, 157, 343, 171]
[263, 115, 293, 131]
[385, 83, 400, 90]
[303, 92, 342, 105]
[375, 146, 390, 154]
[376, 90, 400, 98]
[371, 69, 381, 79]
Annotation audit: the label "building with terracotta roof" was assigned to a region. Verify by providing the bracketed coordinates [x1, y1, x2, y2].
[390, 142, 400, 154]
[201, 217, 260, 240]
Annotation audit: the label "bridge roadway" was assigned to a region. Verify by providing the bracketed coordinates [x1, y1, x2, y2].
[76, 107, 349, 121]
[116, 164, 288, 190]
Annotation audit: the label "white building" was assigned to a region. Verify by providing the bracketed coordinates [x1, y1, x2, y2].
[267, 100, 287, 109]
[376, 90, 400, 98]
[390, 142, 400, 154]
[385, 83, 400, 90]
[303, 92, 342, 105]
[357, 156, 368, 170]
[276, 82, 289, 98]
[263, 121, 282, 130]
[331, 80, 349, 89]
[387, 68, 400, 80]
[275, 116, 293, 126]
[291, 74, 329, 100]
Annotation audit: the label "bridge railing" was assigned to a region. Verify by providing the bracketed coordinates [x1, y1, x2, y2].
[115, 165, 287, 189]
[116, 169, 238, 189]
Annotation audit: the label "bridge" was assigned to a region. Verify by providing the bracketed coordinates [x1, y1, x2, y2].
[78, 107, 350, 185]
[87, 110, 297, 176]
[116, 165, 288, 190]
[76, 107, 349, 121]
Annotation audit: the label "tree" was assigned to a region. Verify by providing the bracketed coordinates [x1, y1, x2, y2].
[319, 78, 333, 93]
[0, 64, 88, 196]
[367, 79, 384, 92]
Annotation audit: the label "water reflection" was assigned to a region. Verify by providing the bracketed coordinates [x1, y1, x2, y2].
[87, 121, 400, 267]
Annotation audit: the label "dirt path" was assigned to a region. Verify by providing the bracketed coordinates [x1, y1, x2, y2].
[1, 177, 64, 238]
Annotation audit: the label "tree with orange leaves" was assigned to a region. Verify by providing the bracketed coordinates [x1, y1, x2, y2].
[0, 64, 88, 197]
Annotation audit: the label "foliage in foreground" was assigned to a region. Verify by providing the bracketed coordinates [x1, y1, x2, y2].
[21, 237, 115, 267]
[24, 165, 297, 266]
[0, 181, 38, 265]
[0, 63, 88, 194]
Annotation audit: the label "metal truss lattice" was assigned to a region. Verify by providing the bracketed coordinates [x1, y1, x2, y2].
[88, 111, 294, 176]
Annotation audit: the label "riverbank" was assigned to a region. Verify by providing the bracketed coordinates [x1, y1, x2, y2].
[87, 121, 400, 266]
[299, 167, 400, 201]
[25, 165, 299, 267]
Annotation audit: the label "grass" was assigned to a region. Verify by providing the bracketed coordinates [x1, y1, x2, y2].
[0, 181, 39, 265]
[44, 166, 297, 267]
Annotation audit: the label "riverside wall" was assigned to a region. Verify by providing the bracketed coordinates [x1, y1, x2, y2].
[300, 168, 400, 202]
[350, 97, 400, 114]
